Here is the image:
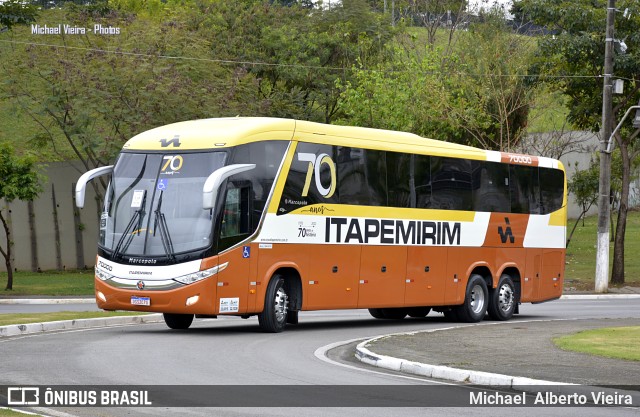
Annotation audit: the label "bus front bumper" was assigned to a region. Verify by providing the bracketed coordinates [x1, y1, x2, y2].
[94, 276, 218, 315]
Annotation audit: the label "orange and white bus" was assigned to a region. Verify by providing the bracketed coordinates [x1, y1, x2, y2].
[76, 117, 566, 332]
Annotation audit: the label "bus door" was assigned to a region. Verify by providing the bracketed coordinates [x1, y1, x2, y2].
[215, 185, 254, 315]
[305, 245, 361, 309]
[358, 246, 407, 308]
[405, 246, 447, 306]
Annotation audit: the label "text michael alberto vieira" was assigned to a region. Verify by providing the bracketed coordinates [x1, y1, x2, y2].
[470, 390, 633, 406]
[31, 24, 120, 35]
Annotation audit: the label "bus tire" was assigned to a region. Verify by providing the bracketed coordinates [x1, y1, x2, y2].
[407, 307, 431, 318]
[287, 310, 299, 325]
[487, 274, 516, 321]
[163, 313, 194, 330]
[368, 308, 385, 319]
[443, 309, 458, 321]
[381, 308, 407, 320]
[454, 274, 488, 323]
[258, 275, 289, 333]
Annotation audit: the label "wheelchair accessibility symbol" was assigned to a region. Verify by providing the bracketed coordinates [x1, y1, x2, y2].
[157, 179, 168, 191]
[242, 246, 250, 258]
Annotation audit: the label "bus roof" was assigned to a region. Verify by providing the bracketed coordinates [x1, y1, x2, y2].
[122, 117, 561, 168]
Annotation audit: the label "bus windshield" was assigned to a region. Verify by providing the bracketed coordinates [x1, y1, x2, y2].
[100, 152, 227, 260]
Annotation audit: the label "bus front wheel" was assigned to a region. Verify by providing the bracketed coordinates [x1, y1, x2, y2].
[454, 274, 488, 323]
[487, 274, 516, 321]
[163, 313, 194, 330]
[258, 276, 289, 333]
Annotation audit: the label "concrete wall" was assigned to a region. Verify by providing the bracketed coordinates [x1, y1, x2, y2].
[2, 161, 100, 272]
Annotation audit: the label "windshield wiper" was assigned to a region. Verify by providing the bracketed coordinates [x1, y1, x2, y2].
[152, 190, 176, 262]
[112, 203, 145, 261]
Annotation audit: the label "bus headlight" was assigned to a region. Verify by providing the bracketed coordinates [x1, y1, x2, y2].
[174, 262, 229, 285]
[95, 265, 114, 281]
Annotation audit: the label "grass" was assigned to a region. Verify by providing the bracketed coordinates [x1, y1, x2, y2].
[0, 270, 95, 296]
[0, 409, 41, 417]
[0, 311, 150, 327]
[554, 326, 640, 361]
[565, 210, 640, 290]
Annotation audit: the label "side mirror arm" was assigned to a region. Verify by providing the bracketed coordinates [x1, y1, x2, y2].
[75, 166, 114, 208]
[203, 164, 256, 210]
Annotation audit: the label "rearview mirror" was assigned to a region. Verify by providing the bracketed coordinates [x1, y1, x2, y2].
[203, 164, 256, 210]
[75, 165, 114, 208]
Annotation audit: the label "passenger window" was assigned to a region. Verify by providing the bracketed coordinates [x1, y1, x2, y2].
[474, 162, 510, 213]
[386, 152, 411, 208]
[431, 157, 473, 211]
[338, 147, 387, 206]
[218, 186, 250, 251]
[510, 165, 541, 214]
[539, 168, 565, 214]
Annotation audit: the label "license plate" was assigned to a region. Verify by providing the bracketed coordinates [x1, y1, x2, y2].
[131, 296, 150, 306]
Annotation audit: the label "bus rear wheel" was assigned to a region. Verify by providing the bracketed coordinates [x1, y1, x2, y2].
[258, 276, 289, 333]
[163, 313, 194, 330]
[407, 307, 431, 318]
[454, 274, 488, 323]
[381, 308, 407, 320]
[368, 308, 385, 319]
[487, 274, 516, 321]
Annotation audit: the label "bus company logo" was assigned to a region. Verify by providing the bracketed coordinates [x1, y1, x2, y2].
[498, 217, 515, 244]
[159, 135, 181, 147]
[136, 281, 145, 290]
[324, 217, 461, 246]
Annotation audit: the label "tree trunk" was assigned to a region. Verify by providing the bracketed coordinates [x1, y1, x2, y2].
[0, 207, 14, 290]
[28, 200, 39, 272]
[611, 142, 630, 285]
[52, 184, 63, 270]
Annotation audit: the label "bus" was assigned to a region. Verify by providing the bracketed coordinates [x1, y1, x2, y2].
[76, 117, 566, 333]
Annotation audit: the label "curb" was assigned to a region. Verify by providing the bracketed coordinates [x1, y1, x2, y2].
[560, 294, 640, 299]
[0, 298, 95, 305]
[0, 314, 164, 338]
[354, 325, 571, 387]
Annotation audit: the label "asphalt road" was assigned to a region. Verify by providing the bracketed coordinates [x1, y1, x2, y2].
[1, 299, 639, 417]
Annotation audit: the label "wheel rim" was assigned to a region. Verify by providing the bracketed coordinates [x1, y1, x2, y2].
[470, 284, 485, 314]
[498, 283, 514, 313]
[274, 287, 288, 323]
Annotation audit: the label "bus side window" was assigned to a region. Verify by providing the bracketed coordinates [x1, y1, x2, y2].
[539, 167, 565, 214]
[431, 157, 473, 211]
[218, 185, 251, 251]
[474, 162, 510, 213]
[413, 154, 431, 208]
[337, 147, 387, 206]
[510, 165, 540, 214]
[386, 152, 411, 208]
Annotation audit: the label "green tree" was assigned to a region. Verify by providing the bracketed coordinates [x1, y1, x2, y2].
[516, 0, 640, 284]
[0, 0, 37, 31]
[3, 3, 261, 207]
[566, 159, 599, 247]
[0, 143, 41, 290]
